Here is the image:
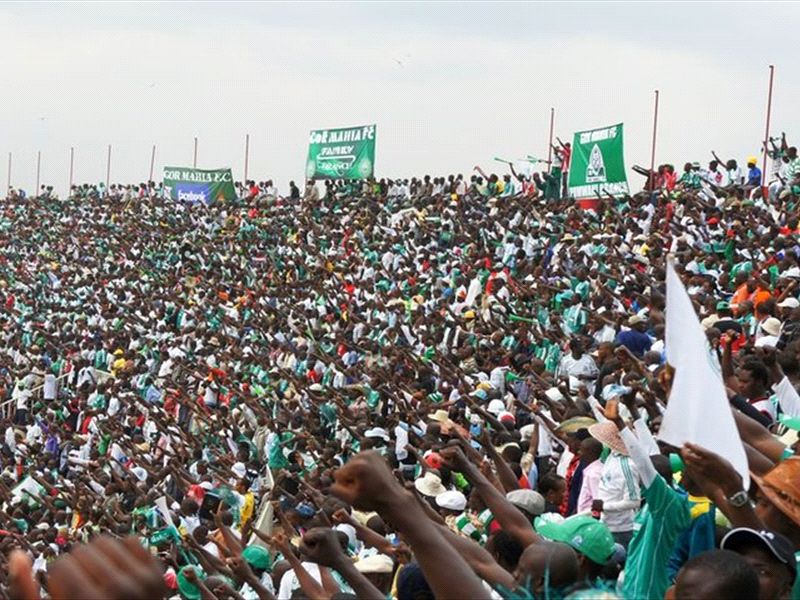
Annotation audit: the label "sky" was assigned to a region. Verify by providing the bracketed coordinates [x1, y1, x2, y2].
[1, 2, 798, 195]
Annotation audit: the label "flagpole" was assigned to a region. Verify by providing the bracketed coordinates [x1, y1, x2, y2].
[244, 134, 250, 182]
[106, 144, 111, 192]
[149, 145, 156, 182]
[649, 90, 659, 192]
[6, 152, 10, 195]
[762, 65, 775, 198]
[193, 137, 198, 168]
[68, 146, 74, 193]
[35, 151, 41, 196]
[547, 107, 555, 173]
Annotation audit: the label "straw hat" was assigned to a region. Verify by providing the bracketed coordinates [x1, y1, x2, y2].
[427, 409, 450, 424]
[588, 421, 629, 456]
[414, 472, 446, 497]
[752, 458, 800, 527]
[555, 416, 597, 435]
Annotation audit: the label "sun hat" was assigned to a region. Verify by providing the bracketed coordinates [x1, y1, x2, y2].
[364, 427, 390, 441]
[506, 489, 545, 517]
[760, 317, 782, 337]
[414, 472, 446, 498]
[588, 421, 629, 455]
[752, 458, 800, 526]
[535, 514, 615, 565]
[555, 416, 597, 435]
[427, 409, 450, 424]
[355, 553, 394, 574]
[435, 490, 467, 511]
[627, 314, 645, 326]
[721, 528, 796, 577]
[242, 544, 272, 572]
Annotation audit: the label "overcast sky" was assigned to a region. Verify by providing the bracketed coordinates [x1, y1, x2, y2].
[2, 2, 797, 194]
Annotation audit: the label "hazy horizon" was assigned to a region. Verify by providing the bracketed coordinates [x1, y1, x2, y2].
[2, 2, 797, 195]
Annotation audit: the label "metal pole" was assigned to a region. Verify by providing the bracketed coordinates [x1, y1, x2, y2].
[193, 137, 198, 168]
[762, 65, 775, 199]
[106, 144, 111, 191]
[244, 134, 250, 182]
[149, 145, 156, 182]
[68, 146, 74, 192]
[6, 152, 10, 194]
[649, 90, 659, 192]
[547, 107, 555, 172]
[35, 151, 41, 195]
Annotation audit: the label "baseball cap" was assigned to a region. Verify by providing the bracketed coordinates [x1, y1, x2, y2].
[436, 490, 467, 512]
[721, 528, 797, 577]
[506, 489, 545, 517]
[778, 297, 800, 309]
[535, 514, 615, 565]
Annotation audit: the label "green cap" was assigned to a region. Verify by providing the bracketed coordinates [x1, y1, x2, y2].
[177, 566, 205, 600]
[242, 544, 272, 571]
[716, 301, 730, 311]
[535, 515, 614, 565]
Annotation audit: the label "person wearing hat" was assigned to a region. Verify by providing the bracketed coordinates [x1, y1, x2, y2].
[747, 156, 763, 189]
[615, 315, 652, 358]
[535, 514, 616, 584]
[588, 420, 640, 549]
[756, 316, 783, 349]
[722, 528, 796, 600]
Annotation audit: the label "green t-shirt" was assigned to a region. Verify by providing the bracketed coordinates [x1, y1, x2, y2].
[622, 475, 691, 600]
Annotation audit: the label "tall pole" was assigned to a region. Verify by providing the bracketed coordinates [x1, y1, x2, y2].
[762, 65, 775, 198]
[68, 147, 74, 192]
[547, 107, 555, 172]
[106, 144, 111, 191]
[35, 151, 41, 195]
[649, 90, 660, 192]
[149, 145, 156, 182]
[244, 134, 250, 182]
[6, 152, 10, 194]
[193, 137, 198, 168]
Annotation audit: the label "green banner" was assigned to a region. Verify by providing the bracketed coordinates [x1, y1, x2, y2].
[306, 125, 376, 180]
[163, 167, 236, 204]
[567, 123, 629, 199]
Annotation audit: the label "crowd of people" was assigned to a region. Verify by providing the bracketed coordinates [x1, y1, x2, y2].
[0, 135, 799, 600]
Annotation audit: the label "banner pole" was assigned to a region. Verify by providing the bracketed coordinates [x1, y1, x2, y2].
[762, 65, 775, 198]
[68, 146, 74, 193]
[149, 145, 156, 182]
[244, 134, 250, 182]
[106, 144, 111, 192]
[649, 90, 659, 192]
[35, 151, 41, 196]
[6, 152, 10, 195]
[193, 137, 198, 168]
[547, 107, 555, 173]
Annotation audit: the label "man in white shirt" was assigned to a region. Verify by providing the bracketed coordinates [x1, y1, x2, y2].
[556, 338, 598, 391]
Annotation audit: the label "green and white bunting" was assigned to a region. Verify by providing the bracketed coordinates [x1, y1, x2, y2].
[567, 123, 629, 199]
[306, 125, 376, 180]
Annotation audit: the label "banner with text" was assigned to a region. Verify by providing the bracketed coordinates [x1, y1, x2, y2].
[306, 125, 376, 180]
[567, 123, 629, 199]
[163, 167, 236, 204]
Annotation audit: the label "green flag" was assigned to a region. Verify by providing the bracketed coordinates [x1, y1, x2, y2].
[163, 167, 236, 204]
[306, 125, 376, 180]
[567, 123, 629, 199]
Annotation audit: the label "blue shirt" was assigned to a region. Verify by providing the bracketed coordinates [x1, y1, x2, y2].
[615, 329, 652, 358]
[747, 166, 762, 187]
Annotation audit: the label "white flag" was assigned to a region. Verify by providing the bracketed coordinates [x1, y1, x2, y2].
[659, 257, 749, 487]
[465, 277, 482, 307]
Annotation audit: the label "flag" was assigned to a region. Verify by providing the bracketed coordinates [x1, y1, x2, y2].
[659, 257, 749, 488]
